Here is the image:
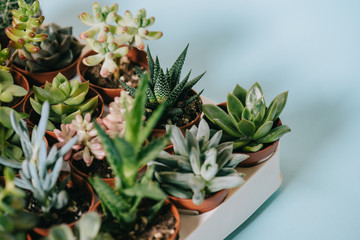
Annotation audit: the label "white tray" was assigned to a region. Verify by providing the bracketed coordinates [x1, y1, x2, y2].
[179, 146, 282, 240]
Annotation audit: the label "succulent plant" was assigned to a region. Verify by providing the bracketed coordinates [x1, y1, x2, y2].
[0, 167, 37, 240]
[0, 70, 27, 104]
[89, 75, 170, 235]
[151, 119, 247, 205]
[0, 101, 78, 213]
[5, 0, 47, 54]
[45, 212, 114, 240]
[30, 73, 99, 130]
[122, 44, 205, 125]
[98, 91, 134, 138]
[202, 82, 291, 152]
[54, 113, 105, 167]
[14, 23, 84, 73]
[0, 44, 10, 71]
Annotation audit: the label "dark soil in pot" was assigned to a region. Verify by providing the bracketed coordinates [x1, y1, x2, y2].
[72, 158, 114, 179]
[84, 57, 145, 89]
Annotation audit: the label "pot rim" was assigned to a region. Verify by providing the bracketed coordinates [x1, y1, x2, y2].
[9, 70, 30, 110]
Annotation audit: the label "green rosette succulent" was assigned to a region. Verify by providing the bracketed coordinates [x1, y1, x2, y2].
[202, 82, 291, 152]
[14, 23, 84, 72]
[30, 73, 99, 130]
[0, 70, 27, 104]
[121, 44, 205, 125]
[151, 119, 247, 205]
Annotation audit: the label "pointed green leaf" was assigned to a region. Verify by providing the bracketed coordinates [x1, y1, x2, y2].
[246, 82, 263, 111]
[236, 119, 256, 137]
[227, 93, 244, 122]
[253, 121, 273, 140]
[232, 84, 247, 105]
[257, 124, 291, 143]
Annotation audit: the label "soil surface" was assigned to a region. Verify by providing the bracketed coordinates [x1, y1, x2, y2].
[84, 56, 144, 89]
[72, 158, 114, 178]
[101, 203, 178, 240]
[25, 182, 91, 229]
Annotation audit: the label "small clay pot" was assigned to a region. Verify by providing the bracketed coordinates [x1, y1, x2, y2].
[12, 55, 80, 87]
[168, 189, 229, 214]
[216, 102, 281, 167]
[77, 48, 148, 104]
[150, 89, 203, 139]
[22, 86, 104, 140]
[32, 171, 95, 237]
[10, 70, 29, 111]
[92, 200, 180, 240]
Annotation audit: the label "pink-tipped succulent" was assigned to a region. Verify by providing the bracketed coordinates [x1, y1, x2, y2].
[98, 91, 134, 138]
[54, 113, 105, 167]
[115, 8, 162, 50]
[5, 0, 47, 57]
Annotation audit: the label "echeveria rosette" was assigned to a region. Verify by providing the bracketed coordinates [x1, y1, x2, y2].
[151, 119, 247, 205]
[114, 8, 163, 50]
[202, 82, 291, 152]
[29, 73, 99, 130]
[82, 33, 129, 78]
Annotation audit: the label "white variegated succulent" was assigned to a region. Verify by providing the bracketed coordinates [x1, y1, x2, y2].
[152, 119, 248, 205]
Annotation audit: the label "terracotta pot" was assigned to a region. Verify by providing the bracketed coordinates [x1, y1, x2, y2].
[33, 171, 95, 237]
[22, 86, 104, 140]
[9, 70, 29, 111]
[168, 189, 229, 214]
[12, 55, 80, 87]
[216, 102, 281, 167]
[92, 200, 180, 240]
[151, 89, 203, 139]
[77, 48, 148, 104]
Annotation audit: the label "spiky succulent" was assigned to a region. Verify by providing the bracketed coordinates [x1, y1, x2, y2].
[30, 73, 99, 130]
[0, 168, 37, 240]
[122, 44, 205, 124]
[203, 82, 291, 152]
[5, 0, 47, 54]
[89, 75, 169, 235]
[54, 113, 105, 167]
[0, 70, 27, 104]
[151, 119, 247, 205]
[0, 101, 78, 213]
[98, 91, 134, 138]
[14, 23, 84, 72]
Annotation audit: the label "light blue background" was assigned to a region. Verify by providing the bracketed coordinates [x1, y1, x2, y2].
[39, 0, 360, 239]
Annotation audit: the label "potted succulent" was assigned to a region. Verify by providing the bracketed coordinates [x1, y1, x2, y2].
[0, 167, 37, 240]
[151, 119, 247, 213]
[55, 91, 133, 186]
[202, 82, 291, 167]
[5, 0, 83, 86]
[0, 101, 95, 237]
[77, 2, 162, 103]
[23, 73, 104, 138]
[90, 75, 180, 239]
[122, 44, 205, 138]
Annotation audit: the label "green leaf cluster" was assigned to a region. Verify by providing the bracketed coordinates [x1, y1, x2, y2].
[90, 75, 169, 235]
[121, 44, 205, 124]
[0, 168, 37, 240]
[0, 71, 27, 104]
[152, 119, 247, 205]
[203, 82, 291, 152]
[30, 73, 99, 130]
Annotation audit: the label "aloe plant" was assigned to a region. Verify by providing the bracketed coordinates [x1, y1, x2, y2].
[0, 70, 27, 105]
[122, 44, 205, 125]
[89, 74, 170, 235]
[202, 82, 291, 152]
[14, 23, 84, 73]
[0, 168, 37, 240]
[151, 119, 247, 205]
[30, 73, 99, 130]
[0, 101, 78, 213]
[79, 2, 162, 78]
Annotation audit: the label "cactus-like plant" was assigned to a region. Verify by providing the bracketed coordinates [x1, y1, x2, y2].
[30, 73, 99, 130]
[121, 44, 205, 125]
[0, 168, 37, 240]
[89, 75, 170, 235]
[13, 23, 84, 73]
[202, 82, 291, 152]
[79, 2, 162, 79]
[0, 70, 27, 104]
[54, 113, 105, 167]
[151, 119, 247, 205]
[0, 101, 78, 213]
